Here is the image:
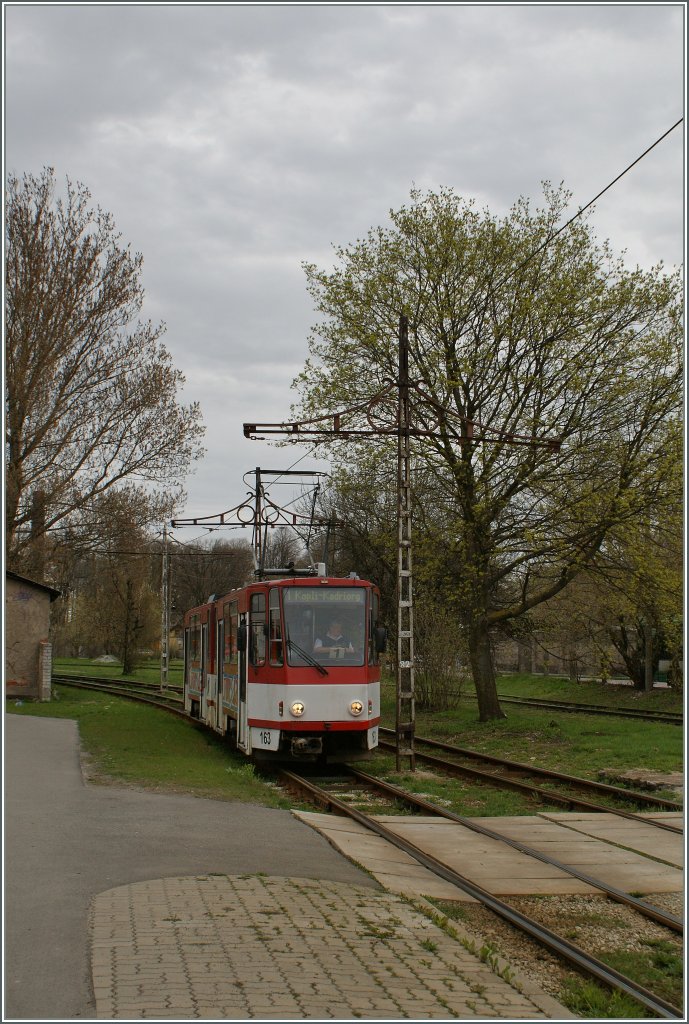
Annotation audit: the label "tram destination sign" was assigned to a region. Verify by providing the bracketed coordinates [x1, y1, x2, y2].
[283, 588, 365, 604]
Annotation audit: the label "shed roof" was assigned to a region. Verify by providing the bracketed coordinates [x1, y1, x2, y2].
[6, 570, 62, 601]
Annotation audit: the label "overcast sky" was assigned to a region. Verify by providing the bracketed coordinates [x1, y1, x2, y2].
[4, 2, 685, 543]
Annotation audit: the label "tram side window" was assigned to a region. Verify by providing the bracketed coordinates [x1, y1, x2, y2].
[223, 602, 237, 664]
[269, 589, 283, 666]
[250, 592, 266, 667]
[189, 623, 201, 663]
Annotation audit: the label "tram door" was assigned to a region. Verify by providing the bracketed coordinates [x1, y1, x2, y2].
[214, 618, 224, 734]
[237, 612, 249, 752]
[200, 622, 208, 720]
[201, 608, 218, 728]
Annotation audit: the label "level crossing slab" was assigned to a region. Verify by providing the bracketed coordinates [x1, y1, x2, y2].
[536, 811, 685, 868]
[296, 809, 684, 898]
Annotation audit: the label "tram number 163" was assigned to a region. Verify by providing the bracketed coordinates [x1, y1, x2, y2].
[251, 727, 280, 751]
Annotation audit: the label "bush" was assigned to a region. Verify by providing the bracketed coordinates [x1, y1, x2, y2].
[413, 600, 465, 711]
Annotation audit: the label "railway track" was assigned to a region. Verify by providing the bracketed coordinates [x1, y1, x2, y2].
[495, 692, 683, 725]
[281, 767, 683, 1019]
[51, 674, 186, 714]
[379, 728, 683, 826]
[53, 677, 682, 825]
[54, 674, 682, 724]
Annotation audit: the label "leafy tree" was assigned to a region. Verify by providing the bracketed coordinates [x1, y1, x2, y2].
[293, 186, 682, 720]
[594, 514, 682, 689]
[308, 460, 398, 618]
[5, 167, 205, 567]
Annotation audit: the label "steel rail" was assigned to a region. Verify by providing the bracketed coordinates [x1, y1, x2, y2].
[398, 730, 683, 809]
[51, 677, 187, 716]
[495, 693, 683, 725]
[48, 677, 682, 1013]
[379, 728, 683, 818]
[346, 766, 682, 933]
[53, 673, 184, 694]
[281, 769, 683, 1019]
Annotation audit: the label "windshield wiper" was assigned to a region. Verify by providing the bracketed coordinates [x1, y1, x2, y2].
[286, 633, 329, 676]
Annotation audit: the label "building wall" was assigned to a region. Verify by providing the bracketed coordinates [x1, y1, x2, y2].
[5, 577, 53, 698]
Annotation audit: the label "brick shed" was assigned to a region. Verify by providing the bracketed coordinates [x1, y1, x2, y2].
[5, 570, 61, 701]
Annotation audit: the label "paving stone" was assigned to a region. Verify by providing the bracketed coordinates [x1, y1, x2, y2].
[91, 874, 574, 1019]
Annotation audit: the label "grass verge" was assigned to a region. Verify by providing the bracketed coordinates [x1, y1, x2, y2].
[7, 683, 291, 807]
[53, 656, 184, 686]
[381, 673, 683, 775]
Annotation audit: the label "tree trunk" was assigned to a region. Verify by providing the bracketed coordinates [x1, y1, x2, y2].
[468, 620, 506, 721]
[121, 578, 135, 675]
[643, 626, 654, 692]
[568, 646, 579, 683]
[610, 621, 644, 689]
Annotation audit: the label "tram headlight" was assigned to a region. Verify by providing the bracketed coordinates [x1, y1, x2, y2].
[349, 700, 364, 717]
[290, 701, 305, 717]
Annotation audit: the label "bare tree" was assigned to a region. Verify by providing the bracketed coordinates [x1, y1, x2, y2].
[169, 538, 254, 618]
[5, 168, 205, 566]
[261, 526, 306, 572]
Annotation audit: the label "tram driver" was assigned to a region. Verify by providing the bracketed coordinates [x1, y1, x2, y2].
[314, 619, 355, 658]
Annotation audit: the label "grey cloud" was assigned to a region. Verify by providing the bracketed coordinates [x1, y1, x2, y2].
[5, 3, 683, 516]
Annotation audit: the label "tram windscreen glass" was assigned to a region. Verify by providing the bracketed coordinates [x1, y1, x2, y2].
[283, 588, 366, 667]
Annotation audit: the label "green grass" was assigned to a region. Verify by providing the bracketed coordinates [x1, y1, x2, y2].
[380, 673, 683, 776]
[494, 672, 683, 712]
[53, 656, 184, 686]
[559, 977, 654, 1019]
[7, 684, 291, 806]
[428, 900, 683, 1019]
[597, 939, 683, 1010]
[374, 671, 683, 817]
[560, 938, 684, 1021]
[10, 667, 683, 820]
[370, 749, 556, 817]
[8, 671, 684, 1019]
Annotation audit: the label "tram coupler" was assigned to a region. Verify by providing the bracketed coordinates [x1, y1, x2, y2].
[291, 736, 323, 757]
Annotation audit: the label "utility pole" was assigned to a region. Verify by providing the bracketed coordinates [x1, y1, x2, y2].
[160, 523, 170, 692]
[396, 315, 415, 770]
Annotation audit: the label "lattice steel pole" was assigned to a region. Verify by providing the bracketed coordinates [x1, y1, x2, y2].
[396, 314, 415, 770]
[160, 522, 170, 693]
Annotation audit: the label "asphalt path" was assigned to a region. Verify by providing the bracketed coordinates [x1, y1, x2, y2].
[3, 714, 378, 1021]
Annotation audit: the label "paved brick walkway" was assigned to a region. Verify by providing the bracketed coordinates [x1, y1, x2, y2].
[91, 874, 573, 1019]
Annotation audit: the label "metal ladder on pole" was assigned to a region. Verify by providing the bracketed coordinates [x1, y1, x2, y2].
[396, 314, 415, 771]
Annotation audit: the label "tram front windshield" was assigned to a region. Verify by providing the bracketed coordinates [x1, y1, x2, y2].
[283, 587, 366, 667]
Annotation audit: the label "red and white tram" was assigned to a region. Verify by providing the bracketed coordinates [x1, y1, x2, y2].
[183, 572, 386, 761]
